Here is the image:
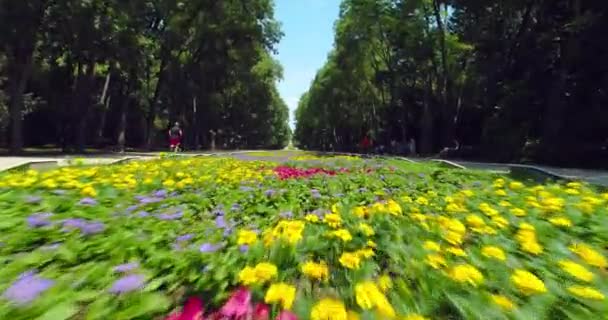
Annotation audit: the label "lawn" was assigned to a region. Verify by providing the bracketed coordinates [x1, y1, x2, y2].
[0, 156, 606, 320]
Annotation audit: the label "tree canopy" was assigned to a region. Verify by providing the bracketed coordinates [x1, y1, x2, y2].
[0, 0, 291, 152]
[295, 0, 608, 167]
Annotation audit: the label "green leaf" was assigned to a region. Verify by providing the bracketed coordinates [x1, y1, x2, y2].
[36, 302, 78, 320]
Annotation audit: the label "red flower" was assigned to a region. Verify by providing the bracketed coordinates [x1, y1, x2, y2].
[253, 303, 270, 320]
[276, 311, 298, 320]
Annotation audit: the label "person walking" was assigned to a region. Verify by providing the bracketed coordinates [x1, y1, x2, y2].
[168, 122, 183, 152]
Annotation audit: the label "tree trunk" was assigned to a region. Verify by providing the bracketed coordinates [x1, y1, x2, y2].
[76, 63, 96, 152]
[95, 69, 112, 146]
[117, 85, 129, 153]
[433, 0, 455, 148]
[145, 55, 168, 149]
[8, 52, 33, 154]
[420, 77, 434, 155]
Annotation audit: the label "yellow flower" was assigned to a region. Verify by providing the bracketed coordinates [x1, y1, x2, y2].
[403, 315, 429, 320]
[354, 281, 395, 318]
[558, 260, 594, 282]
[511, 270, 547, 295]
[549, 217, 572, 227]
[353, 206, 368, 218]
[498, 200, 512, 207]
[423, 241, 441, 252]
[378, 275, 393, 292]
[567, 286, 605, 300]
[494, 189, 507, 196]
[448, 264, 484, 287]
[367, 240, 377, 248]
[324, 213, 342, 228]
[415, 197, 429, 206]
[163, 179, 176, 188]
[237, 230, 258, 246]
[491, 215, 509, 229]
[358, 223, 375, 236]
[386, 199, 402, 215]
[520, 240, 543, 255]
[305, 214, 320, 223]
[254, 263, 278, 283]
[356, 248, 375, 259]
[482, 246, 506, 261]
[443, 231, 464, 245]
[491, 294, 515, 310]
[311, 298, 347, 320]
[510, 208, 526, 217]
[509, 181, 524, 190]
[238, 266, 258, 285]
[425, 254, 447, 269]
[446, 246, 467, 257]
[565, 188, 580, 195]
[461, 189, 474, 197]
[569, 243, 607, 268]
[466, 215, 485, 228]
[301, 261, 329, 281]
[265, 283, 296, 310]
[80, 185, 97, 197]
[339, 252, 361, 269]
[329, 229, 353, 242]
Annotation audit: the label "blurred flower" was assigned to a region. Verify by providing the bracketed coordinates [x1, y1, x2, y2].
[482, 246, 506, 261]
[253, 303, 270, 320]
[403, 315, 429, 320]
[265, 282, 296, 310]
[354, 281, 395, 318]
[276, 311, 298, 320]
[491, 294, 515, 310]
[25, 195, 42, 204]
[239, 245, 249, 253]
[237, 230, 258, 245]
[569, 243, 607, 268]
[79, 197, 98, 205]
[26, 212, 53, 228]
[220, 287, 252, 318]
[113, 262, 139, 273]
[109, 274, 145, 294]
[425, 254, 447, 269]
[511, 270, 547, 295]
[2, 271, 54, 304]
[558, 260, 594, 282]
[200, 243, 223, 253]
[378, 275, 392, 292]
[177, 234, 194, 242]
[567, 285, 605, 300]
[158, 212, 184, 221]
[448, 264, 484, 287]
[301, 261, 329, 281]
[329, 229, 353, 242]
[423, 241, 441, 252]
[311, 298, 347, 320]
[339, 252, 361, 269]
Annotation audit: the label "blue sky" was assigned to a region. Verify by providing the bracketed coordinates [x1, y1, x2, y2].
[273, 0, 342, 129]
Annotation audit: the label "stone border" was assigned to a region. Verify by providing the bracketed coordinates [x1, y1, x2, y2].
[431, 159, 466, 169]
[0, 157, 145, 173]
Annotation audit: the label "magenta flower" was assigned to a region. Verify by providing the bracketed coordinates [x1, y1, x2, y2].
[165, 297, 204, 320]
[220, 287, 252, 319]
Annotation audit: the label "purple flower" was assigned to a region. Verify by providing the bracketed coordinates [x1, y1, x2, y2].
[139, 197, 163, 204]
[334, 193, 344, 198]
[311, 189, 321, 199]
[62, 218, 88, 230]
[2, 271, 54, 304]
[280, 211, 293, 219]
[176, 234, 194, 242]
[240, 186, 254, 192]
[358, 188, 368, 193]
[113, 262, 139, 273]
[25, 196, 42, 204]
[81, 222, 105, 235]
[109, 274, 145, 294]
[79, 197, 98, 206]
[213, 208, 226, 217]
[231, 204, 241, 211]
[157, 212, 183, 221]
[26, 213, 53, 228]
[199, 243, 222, 253]
[311, 209, 327, 218]
[125, 205, 139, 212]
[264, 189, 276, 197]
[215, 216, 227, 229]
[137, 211, 150, 218]
[223, 227, 234, 237]
[52, 190, 67, 195]
[154, 189, 168, 198]
[239, 245, 249, 253]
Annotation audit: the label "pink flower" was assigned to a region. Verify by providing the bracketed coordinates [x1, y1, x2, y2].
[253, 303, 270, 320]
[220, 287, 252, 319]
[276, 311, 298, 320]
[165, 297, 204, 320]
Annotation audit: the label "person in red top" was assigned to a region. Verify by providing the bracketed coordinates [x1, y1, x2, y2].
[168, 122, 183, 152]
[360, 135, 371, 154]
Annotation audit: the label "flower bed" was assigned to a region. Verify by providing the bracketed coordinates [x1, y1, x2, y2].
[0, 157, 607, 319]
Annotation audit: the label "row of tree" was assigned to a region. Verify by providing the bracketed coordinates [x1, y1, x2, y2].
[0, 0, 291, 153]
[294, 0, 608, 167]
